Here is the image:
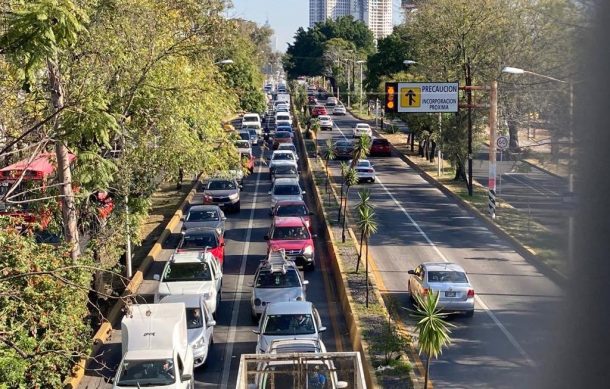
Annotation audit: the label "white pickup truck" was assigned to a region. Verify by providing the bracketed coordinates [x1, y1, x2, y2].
[112, 303, 195, 388]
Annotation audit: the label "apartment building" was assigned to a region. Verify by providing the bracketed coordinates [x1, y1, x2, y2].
[309, 0, 392, 40]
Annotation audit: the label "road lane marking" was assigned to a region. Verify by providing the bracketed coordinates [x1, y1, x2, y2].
[374, 175, 536, 368]
[220, 153, 263, 388]
[503, 173, 560, 196]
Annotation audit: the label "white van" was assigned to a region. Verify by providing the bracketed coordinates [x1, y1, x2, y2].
[113, 303, 194, 388]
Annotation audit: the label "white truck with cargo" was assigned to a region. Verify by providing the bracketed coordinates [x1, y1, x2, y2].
[112, 303, 195, 388]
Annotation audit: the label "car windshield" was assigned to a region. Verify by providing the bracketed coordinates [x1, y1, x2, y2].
[258, 364, 331, 389]
[186, 307, 204, 329]
[116, 359, 176, 386]
[274, 166, 298, 175]
[163, 262, 212, 282]
[357, 161, 371, 168]
[236, 141, 250, 148]
[186, 210, 219, 222]
[243, 116, 257, 122]
[427, 271, 468, 283]
[248, 129, 257, 136]
[181, 233, 218, 249]
[273, 185, 301, 196]
[356, 124, 370, 129]
[373, 139, 389, 145]
[255, 269, 301, 288]
[207, 180, 236, 190]
[272, 226, 309, 240]
[335, 141, 351, 148]
[276, 204, 308, 217]
[275, 132, 291, 139]
[277, 127, 292, 132]
[273, 153, 294, 161]
[263, 314, 315, 335]
[239, 133, 249, 141]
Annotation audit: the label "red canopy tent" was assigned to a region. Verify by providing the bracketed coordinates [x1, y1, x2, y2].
[0, 152, 76, 179]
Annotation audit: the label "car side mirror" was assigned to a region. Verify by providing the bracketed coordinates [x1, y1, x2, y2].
[301, 191, 306, 195]
[264, 235, 269, 240]
[180, 215, 185, 221]
[303, 280, 309, 286]
[239, 185, 243, 189]
[318, 326, 327, 333]
[181, 373, 192, 381]
[336, 382, 348, 389]
[153, 274, 160, 281]
[312, 234, 318, 238]
[252, 329, 260, 335]
[221, 242, 225, 247]
[309, 211, 314, 215]
[268, 191, 272, 195]
[222, 216, 227, 221]
[407, 270, 416, 275]
[208, 320, 216, 327]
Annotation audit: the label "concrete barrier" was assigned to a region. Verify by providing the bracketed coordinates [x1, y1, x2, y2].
[64, 175, 202, 389]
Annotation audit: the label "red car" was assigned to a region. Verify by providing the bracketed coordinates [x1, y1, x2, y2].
[369, 138, 391, 157]
[177, 227, 225, 268]
[265, 216, 316, 271]
[311, 105, 327, 118]
[272, 200, 313, 230]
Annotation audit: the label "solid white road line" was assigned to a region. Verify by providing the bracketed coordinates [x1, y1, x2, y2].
[504, 173, 560, 196]
[374, 175, 536, 368]
[220, 155, 263, 388]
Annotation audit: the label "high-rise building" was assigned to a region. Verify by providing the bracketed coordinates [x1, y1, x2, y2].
[309, 0, 392, 40]
[309, 0, 352, 28]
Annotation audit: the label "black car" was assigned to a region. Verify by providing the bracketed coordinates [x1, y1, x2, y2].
[333, 140, 354, 160]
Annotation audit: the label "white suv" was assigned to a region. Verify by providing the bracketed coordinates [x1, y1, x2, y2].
[154, 252, 223, 317]
[253, 301, 326, 353]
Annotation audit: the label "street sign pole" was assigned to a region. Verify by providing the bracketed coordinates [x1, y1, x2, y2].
[496, 135, 509, 196]
[488, 81, 498, 219]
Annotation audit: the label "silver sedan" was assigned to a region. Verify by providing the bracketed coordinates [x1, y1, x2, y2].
[408, 262, 475, 317]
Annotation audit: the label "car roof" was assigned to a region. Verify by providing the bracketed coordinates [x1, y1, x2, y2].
[160, 294, 203, 309]
[275, 199, 306, 206]
[265, 301, 313, 315]
[170, 251, 215, 264]
[272, 150, 295, 155]
[182, 227, 219, 236]
[273, 177, 299, 185]
[422, 262, 466, 272]
[273, 216, 307, 227]
[269, 339, 321, 353]
[356, 123, 370, 127]
[278, 143, 296, 148]
[188, 205, 220, 212]
[208, 177, 236, 183]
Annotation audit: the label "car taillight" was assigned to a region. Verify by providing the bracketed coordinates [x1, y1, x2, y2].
[467, 289, 475, 298]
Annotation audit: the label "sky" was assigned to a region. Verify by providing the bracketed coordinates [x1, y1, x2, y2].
[228, 0, 405, 52]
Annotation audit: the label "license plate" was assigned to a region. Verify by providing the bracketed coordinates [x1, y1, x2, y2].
[445, 291, 456, 297]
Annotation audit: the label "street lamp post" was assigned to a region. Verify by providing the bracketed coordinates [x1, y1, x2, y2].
[502, 66, 575, 267]
[357, 60, 366, 113]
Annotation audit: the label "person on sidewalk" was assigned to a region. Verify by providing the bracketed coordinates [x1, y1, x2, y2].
[177, 167, 184, 190]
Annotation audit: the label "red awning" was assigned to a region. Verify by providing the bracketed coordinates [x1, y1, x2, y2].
[0, 152, 76, 177]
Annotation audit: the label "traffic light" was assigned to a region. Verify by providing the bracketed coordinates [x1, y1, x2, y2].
[384, 82, 398, 113]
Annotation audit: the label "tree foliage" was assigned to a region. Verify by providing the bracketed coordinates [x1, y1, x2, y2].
[366, 24, 414, 91]
[284, 16, 375, 80]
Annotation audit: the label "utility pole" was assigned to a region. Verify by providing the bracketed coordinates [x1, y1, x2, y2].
[346, 60, 351, 108]
[466, 60, 474, 196]
[488, 81, 498, 219]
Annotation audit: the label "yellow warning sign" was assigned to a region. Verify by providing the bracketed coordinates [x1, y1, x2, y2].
[400, 87, 421, 108]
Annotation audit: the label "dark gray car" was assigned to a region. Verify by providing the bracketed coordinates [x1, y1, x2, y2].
[182, 205, 226, 236]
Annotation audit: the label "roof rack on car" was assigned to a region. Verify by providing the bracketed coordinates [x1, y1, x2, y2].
[263, 249, 294, 274]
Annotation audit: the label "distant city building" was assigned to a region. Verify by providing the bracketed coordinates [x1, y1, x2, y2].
[309, 0, 392, 40]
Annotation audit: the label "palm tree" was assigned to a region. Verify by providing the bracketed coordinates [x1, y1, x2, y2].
[357, 205, 378, 307]
[351, 134, 372, 168]
[323, 139, 336, 198]
[355, 188, 372, 270]
[410, 291, 455, 389]
[337, 162, 349, 223]
[341, 167, 359, 243]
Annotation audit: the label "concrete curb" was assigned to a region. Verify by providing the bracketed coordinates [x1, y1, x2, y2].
[64, 175, 202, 389]
[521, 158, 567, 180]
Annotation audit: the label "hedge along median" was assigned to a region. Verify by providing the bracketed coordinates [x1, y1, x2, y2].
[292, 105, 418, 388]
[64, 174, 203, 389]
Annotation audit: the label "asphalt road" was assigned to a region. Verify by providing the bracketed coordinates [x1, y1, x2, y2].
[317, 111, 564, 389]
[79, 140, 349, 388]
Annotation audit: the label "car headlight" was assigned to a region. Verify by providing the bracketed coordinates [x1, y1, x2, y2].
[303, 245, 313, 255]
[229, 193, 239, 200]
[194, 337, 205, 349]
[216, 227, 222, 236]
